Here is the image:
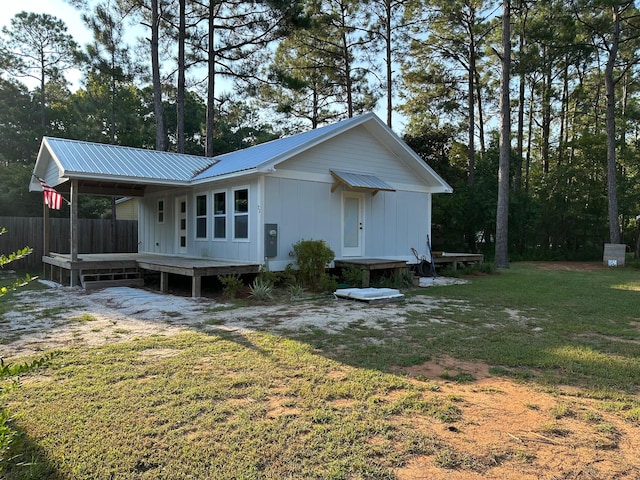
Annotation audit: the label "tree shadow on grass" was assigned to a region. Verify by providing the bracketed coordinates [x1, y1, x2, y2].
[3, 426, 59, 480]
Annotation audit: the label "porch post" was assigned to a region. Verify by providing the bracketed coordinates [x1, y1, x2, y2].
[43, 202, 50, 278]
[70, 179, 79, 286]
[192, 275, 201, 298]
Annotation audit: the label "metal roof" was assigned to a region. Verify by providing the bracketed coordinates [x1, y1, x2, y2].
[192, 115, 368, 180]
[44, 137, 217, 182]
[31, 113, 453, 194]
[330, 170, 396, 193]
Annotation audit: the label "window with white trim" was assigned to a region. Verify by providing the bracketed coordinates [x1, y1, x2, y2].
[233, 188, 249, 240]
[157, 199, 165, 223]
[213, 191, 226, 239]
[196, 194, 207, 239]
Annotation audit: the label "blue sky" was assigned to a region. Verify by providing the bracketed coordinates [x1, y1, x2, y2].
[1, 0, 90, 44]
[1, 0, 91, 88]
[1, 0, 405, 132]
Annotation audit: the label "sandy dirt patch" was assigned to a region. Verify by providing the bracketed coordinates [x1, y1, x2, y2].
[523, 261, 606, 272]
[2, 282, 639, 479]
[2, 283, 450, 358]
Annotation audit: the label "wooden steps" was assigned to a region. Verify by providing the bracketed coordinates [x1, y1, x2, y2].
[80, 267, 144, 290]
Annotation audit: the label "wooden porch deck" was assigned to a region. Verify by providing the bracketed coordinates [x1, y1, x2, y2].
[42, 253, 261, 297]
[333, 253, 484, 287]
[334, 258, 409, 288]
[431, 252, 484, 270]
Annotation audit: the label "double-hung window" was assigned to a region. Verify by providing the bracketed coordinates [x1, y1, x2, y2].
[233, 188, 249, 240]
[213, 191, 226, 239]
[196, 194, 207, 239]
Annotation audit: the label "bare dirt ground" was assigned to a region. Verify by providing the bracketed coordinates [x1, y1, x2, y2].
[522, 261, 606, 272]
[2, 280, 639, 479]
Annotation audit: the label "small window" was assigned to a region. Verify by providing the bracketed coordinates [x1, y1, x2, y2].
[196, 194, 207, 239]
[233, 188, 249, 239]
[213, 191, 226, 239]
[157, 200, 164, 223]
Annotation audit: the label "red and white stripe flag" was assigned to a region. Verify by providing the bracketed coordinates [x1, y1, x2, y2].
[38, 178, 63, 210]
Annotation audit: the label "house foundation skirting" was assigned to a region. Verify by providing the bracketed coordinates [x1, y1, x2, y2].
[42, 253, 260, 298]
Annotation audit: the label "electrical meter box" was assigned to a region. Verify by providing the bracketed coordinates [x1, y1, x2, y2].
[265, 224, 278, 258]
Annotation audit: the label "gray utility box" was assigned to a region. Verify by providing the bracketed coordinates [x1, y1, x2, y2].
[265, 224, 278, 258]
[603, 243, 626, 267]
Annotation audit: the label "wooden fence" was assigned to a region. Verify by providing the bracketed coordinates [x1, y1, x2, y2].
[0, 217, 138, 272]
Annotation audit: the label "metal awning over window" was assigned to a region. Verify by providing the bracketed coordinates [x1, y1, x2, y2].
[330, 169, 396, 196]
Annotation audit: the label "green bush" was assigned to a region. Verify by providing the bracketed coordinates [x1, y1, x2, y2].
[249, 276, 274, 301]
[291, 239, 335, 291]
[319, 273, 339, 293]
[218, 273, 243, 298]
[340, 265, 363, 287]
[287, 283, 305, 300]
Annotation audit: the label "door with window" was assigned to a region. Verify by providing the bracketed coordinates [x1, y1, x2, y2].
[176, 196, 187, 254]
[342, 193, 364, 257]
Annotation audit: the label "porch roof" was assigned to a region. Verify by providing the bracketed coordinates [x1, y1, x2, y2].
[330, 170, 396, 195]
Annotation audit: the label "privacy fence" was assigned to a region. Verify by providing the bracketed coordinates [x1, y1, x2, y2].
[0, 217, 138, 272]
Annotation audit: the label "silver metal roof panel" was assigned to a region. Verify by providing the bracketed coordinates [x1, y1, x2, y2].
[45, 137, 217, 181]
[193, 115, 367, 180]
[330, 169, 396, 192]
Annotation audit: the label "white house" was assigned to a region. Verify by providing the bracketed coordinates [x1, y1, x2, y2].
[29, 113, 452, 293]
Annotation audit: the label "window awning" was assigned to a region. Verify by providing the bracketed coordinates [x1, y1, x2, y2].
[330, 170, 396, 196]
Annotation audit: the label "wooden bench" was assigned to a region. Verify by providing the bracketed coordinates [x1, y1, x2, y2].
[431, 252, 484, 271]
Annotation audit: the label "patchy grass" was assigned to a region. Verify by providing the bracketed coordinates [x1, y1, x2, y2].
[2, 263, 640, 479]
[4, 332, 448, 479]
[289, 264, 640, 392]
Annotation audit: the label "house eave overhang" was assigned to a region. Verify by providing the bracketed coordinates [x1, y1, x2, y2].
[190, 167, 263, 185]
[33, 171, 191, 197]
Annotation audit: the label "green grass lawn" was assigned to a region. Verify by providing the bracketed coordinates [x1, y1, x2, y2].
[2, 263, 640, 479]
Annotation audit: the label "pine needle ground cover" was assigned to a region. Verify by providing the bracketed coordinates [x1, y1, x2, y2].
[2, 263, 639, 479]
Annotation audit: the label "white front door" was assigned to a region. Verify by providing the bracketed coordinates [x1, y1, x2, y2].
[176, 196, 187, 254]
[342, 193, 364, 257]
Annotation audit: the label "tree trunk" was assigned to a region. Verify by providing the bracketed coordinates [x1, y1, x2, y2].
[475, 69, 486, 157]
[541, 52, 551, 174]
[525, 81, 534, 193]
[467, 35, 476, 186]
[205, 0, 216, 157]
[177, 0, 186, 153]
[342, 30, 353, 118]
[605, 5, 621, 244]
[151, 0, 165, 151]
[495, 0, 511, 269]
[385, 0, 392, 128]
[40, 56, 46, 133]
[515, 26, 525, 191]
[558, 60, 569, 165]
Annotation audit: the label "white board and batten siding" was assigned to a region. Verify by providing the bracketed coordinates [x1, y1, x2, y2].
[139, 181, 262, 263]
[263, 176, 340, 270]
[276, 125, 441, 192]
[262, 126, 433, 270]
[139, 188, 183, 255]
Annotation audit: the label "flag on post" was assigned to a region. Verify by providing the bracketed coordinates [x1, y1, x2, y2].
[38, 178, 63, 210]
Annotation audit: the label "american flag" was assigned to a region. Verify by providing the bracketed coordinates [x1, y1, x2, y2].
[38, 178, 63, 210]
